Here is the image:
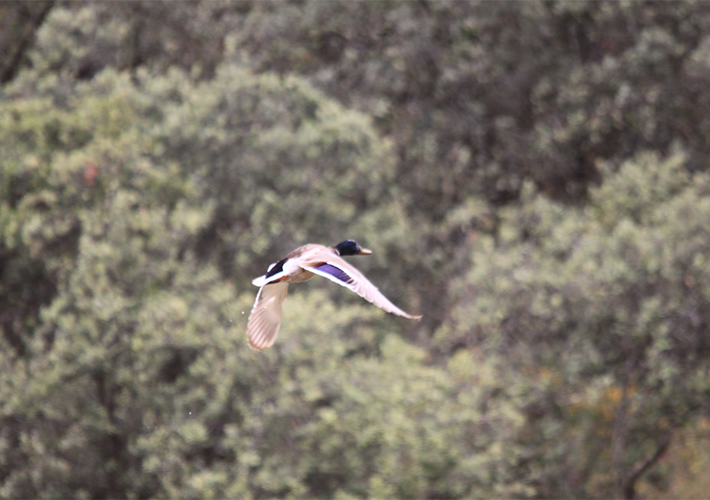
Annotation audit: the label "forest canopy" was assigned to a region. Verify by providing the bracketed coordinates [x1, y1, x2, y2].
[1, 1, 710, 498]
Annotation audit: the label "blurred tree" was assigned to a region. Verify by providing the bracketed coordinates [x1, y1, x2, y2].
[223, 0, 710, 337]
[18, 1, 232, 82]
[4, 1, 710, 498]
[442, 151, 710, 498]
[17, 1, 710, 336]
[229, 1, 710, 200]
[0, 68, 488, 498]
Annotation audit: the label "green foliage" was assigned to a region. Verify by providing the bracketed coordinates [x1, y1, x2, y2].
[444, 152, 710, 497]
[0, 67, 499, 499]
[4, 2, 710, 498]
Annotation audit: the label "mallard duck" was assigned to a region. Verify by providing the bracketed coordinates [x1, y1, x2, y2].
[247, 240, 421, 350]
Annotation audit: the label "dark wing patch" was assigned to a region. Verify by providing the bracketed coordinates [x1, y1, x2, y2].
[265, 258, 288, 279]
[315, 263, 354, 284]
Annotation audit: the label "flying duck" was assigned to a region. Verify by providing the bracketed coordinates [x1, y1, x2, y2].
[247, 240, 421, 350]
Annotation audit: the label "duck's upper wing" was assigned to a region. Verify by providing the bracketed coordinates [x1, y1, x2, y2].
[246, 281, 289, 351]
[299, 253, 421, 320]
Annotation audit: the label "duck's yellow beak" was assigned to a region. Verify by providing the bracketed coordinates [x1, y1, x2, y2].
[359, 247, 372, 255]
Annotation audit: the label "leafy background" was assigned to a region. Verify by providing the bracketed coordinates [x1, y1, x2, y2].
[2, 1, 710, 498]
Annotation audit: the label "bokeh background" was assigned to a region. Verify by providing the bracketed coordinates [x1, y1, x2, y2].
[2, 1, 710, 498]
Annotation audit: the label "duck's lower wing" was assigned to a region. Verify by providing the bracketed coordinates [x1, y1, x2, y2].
[247, 281, 289, 351]
[300, 259, 421, 320]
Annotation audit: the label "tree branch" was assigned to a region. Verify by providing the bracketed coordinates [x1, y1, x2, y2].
[622, 432, 672, 500]
[0, 1, 55, 84]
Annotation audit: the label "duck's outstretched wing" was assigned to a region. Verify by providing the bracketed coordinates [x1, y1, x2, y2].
[299, 256, 421, 320]
[246, 281, 289, 351]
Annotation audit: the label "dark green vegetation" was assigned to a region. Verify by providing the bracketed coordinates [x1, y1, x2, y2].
[2, 1, 710, 498]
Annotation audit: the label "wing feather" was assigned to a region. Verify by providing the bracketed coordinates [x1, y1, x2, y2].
[246, 281, 289, 351]
[300, 256, 421, 320]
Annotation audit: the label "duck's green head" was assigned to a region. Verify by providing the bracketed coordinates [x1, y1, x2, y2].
[335, 240, 372, 256]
